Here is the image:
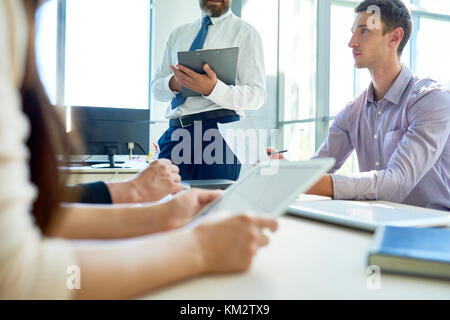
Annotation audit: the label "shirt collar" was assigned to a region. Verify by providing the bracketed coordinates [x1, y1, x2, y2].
[202, 9, 233, 25]
[367, 83, 376, 103]
[367, 65, 412, 105]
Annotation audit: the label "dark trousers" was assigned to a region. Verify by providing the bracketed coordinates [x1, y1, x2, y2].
[158, 114, 241, 181]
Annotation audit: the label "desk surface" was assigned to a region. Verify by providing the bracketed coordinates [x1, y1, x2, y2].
[143, 201, 450, 300]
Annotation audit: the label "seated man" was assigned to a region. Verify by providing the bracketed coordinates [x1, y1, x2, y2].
[308, 0, 450, 211]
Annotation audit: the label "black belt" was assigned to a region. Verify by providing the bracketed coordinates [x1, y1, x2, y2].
[169, 109, 238, 128]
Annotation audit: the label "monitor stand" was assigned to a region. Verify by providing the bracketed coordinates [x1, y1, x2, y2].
[90, 148, 131, 169]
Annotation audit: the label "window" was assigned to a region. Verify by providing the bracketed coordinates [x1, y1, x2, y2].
[413, 0, 450, 15]
[36, 0, 151, 109]
[279, 0, 317, 160]
[36, 0, 58, 104]
[65, 0, 150, 108]
[414, 18, 450, 88]
[329, 4, 354, 118]
[283, 122, 316, 161]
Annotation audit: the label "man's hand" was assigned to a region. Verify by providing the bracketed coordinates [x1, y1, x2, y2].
[306, 174, 334, 198]
[107, 159, 184, 204]
[169, 74, 182, 92]
[170, 63, 218, 96]
[266, 147, 286, 160]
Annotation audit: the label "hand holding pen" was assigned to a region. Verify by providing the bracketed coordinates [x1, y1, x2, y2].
[266, 147, 287, 160]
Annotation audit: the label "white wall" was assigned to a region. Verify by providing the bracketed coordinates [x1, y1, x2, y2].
[149, 0, 201, 144]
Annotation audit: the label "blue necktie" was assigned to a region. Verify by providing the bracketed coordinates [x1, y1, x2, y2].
[171, 16, 212, 109]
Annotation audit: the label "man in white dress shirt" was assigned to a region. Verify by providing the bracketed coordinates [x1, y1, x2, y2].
[151, 0, 266, 181]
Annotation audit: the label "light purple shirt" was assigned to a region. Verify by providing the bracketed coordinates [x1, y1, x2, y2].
[313, 66, 450, 211]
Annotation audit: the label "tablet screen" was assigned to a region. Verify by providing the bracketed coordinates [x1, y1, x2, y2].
[191, 160, 335, 222]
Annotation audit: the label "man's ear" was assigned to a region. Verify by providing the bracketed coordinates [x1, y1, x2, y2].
[389, 27, 404, 50]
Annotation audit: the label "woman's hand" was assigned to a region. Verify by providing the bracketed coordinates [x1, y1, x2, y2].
[194, 214, 278, 273]
[107, 159, 184, 204]
[52, 188, 222, 239]
[163, 189, 222, 230]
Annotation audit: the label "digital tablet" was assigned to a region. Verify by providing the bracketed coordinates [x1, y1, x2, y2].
[189, 159, 335, 225]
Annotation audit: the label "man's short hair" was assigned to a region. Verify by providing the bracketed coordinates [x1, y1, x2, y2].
[355, 0, 412, 56]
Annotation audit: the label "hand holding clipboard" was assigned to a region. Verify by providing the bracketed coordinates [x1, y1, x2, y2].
[170, 63, 218, 97]
[171, 47, 239, 97]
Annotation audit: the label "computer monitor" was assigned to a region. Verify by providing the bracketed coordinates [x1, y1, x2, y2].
[69, 106, 150, 168]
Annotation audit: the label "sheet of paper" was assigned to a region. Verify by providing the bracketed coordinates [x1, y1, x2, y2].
[217, 119, 270, 165]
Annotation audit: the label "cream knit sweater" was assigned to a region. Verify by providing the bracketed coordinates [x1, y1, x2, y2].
[0, 0, 75, 299]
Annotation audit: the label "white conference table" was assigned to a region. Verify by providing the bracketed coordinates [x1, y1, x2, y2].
[142, 199, 450, 300]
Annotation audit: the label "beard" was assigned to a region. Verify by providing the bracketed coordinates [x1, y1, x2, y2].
[199, 0, 231, 17]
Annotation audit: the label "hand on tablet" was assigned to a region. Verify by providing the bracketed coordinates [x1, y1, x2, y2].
[165, 189, 222, 230]
[194, 214, 278, 273]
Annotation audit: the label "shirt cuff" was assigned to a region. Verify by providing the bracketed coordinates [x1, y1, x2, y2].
[203, 79, 229, 106]
[63, 182, 113, 204]
[331, 171, 379, 200]
[330, 174, 357, 200]
[164, 74, 178, 98]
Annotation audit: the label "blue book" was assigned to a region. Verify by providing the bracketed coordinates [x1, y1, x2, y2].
[368, 226, 450, 280]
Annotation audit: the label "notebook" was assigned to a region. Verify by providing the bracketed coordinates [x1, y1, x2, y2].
[368, 226, 450, 280]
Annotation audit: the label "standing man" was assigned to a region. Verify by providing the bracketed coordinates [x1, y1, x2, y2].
[151, 0, 266, 181]
[308, 0, 450, 210]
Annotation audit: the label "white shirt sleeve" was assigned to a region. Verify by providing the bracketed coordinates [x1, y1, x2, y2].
[204, 28, 267, 111]
[151, 31, 177, 103]
[0, 0, 76, 299]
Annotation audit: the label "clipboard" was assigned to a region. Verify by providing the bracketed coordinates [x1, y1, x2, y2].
[177, 47, 239, 97]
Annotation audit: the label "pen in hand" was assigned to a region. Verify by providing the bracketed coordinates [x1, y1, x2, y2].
[267, 150, 288, 156]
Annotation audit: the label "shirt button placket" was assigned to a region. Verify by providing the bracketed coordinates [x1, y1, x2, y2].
[374, 101, 383, 170]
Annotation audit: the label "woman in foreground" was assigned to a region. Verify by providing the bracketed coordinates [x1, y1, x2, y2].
[0, 0, 277, 299]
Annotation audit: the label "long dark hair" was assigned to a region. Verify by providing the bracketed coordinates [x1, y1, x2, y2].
[20, 0, 79, 232]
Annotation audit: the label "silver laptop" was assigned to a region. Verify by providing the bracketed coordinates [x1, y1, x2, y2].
[288, 200, 450, 232]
